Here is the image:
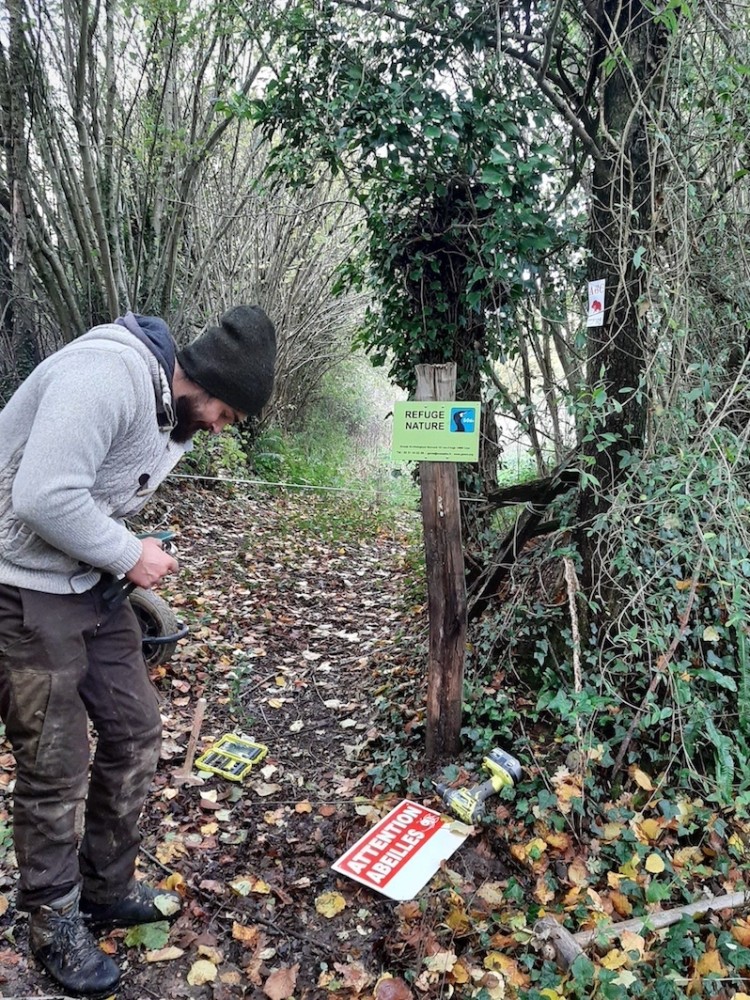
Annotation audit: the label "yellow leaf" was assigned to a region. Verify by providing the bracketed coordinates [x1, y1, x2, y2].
[483, 953, 529, 987]
[315, 891, 346, 917]
[637, 818, 662, 843]
[731, 918, 750, 948]
[544, 831, 571, 851]
[451, 958, 471, 984]
[645, 853, 666, 874]
[602, 822, 623, 841]
[630, 767, 654, 791]
[267, 698, 284, 709]
[0, 894, 8, 917]
[702, 626, 720, 643]
[600, 948, 629, 970]
[619, 854, 641, 878]
[696, 949, 727, 976]
[731, 994, 750, 1000]
[445, 905, 471, 934]
[539, 990, 563, 1000]
[187, 960, 218, 986]
[295, 800, 313, 814]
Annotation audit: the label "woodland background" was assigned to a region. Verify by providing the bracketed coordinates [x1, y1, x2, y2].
[4, 2, 750, 997]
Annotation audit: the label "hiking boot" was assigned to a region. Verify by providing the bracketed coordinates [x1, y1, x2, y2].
[29, 886, 120, 997]
[81, 879, 182, 929]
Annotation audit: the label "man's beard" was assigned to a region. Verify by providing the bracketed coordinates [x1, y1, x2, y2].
[171, 395, 209, 443]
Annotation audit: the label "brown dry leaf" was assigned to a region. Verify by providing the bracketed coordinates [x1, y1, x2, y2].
[551, 767, 583, 814]
[484, 952, 529, 987]
[146, 946, 184, 962]
[0, 895, 7, 918]
[534, 876, 555, 905]
[333, 960, 371, 994]
[155, 837, 187, 865]
[374, 975, 414, 1000]
[264, 964, 300, 1000]
[696, 949, 727, 976]
[232, 922, 261, 947]
[673, 846, 703, 868]
[567, 857, 589, 887]
[610, 891, 633, 917]
[544, 830, 571, 851]
[295, 800, 313, 813]
[731, 918, 750, 948]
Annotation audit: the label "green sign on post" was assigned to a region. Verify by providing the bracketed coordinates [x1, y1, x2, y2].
[391, 401, 481, 463]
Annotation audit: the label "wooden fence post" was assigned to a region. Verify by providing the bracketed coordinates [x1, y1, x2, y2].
[415, 363, 467, 763]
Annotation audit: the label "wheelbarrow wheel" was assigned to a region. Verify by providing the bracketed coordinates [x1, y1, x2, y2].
[128, 587, 181, 667]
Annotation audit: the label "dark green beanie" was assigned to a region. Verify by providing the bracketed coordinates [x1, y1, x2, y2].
[177, 305, 276, 416]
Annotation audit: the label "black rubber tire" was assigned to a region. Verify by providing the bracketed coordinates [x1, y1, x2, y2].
[128, 587, 181, 667]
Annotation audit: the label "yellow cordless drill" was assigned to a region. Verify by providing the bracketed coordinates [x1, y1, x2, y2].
[435, 747, 522, 823]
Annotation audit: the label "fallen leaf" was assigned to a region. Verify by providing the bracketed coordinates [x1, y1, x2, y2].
[422, 950, 457, 973]
[374, 975, 413, 1000]
[629, 766, 654, 790]
[315, 891, 346, 917]
[232, 922, 261, 946]
[0, 895, 7, 917]
[600, 948, 629, 970]
[619, 930, 646, 958]
[703, 626, 720, 642]
[154, 893, 182, 916]
[187, 959, 218, 985]
[731, 918, 750, 948]
[264, 963, 299, 1000]
[254, 782, 282, 797]
[645, 853, 665, 874]
[295, 800, 313, 813]
[696, 949, 726, 975]
[146, 946, 184, 962]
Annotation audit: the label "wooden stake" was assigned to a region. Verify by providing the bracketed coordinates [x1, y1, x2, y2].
[416, 363, 467, 763]
[174, 696, 207, 785]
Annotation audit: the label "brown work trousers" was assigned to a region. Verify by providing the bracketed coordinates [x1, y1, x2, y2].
[0, 581, 162, 910]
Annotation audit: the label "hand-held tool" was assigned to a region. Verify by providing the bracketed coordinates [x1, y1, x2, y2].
[435, 747, 522, 823]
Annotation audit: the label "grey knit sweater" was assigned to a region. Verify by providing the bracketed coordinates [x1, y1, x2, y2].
[0, 325, 188, 594]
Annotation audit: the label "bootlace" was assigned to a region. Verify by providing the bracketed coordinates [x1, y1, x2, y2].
[48, 909, 100, 965]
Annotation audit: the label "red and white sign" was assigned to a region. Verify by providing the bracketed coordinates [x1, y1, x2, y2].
[587, 279, 606, 327]
[332, 800, 468, 900]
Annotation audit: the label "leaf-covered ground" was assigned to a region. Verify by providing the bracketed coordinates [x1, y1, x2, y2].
[3, 483, 750, 1000]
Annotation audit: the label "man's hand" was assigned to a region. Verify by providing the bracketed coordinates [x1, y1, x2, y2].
[125, 536, 179, 589]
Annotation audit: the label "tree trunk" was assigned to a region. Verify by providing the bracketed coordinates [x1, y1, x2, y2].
[578, 1, 667, 592]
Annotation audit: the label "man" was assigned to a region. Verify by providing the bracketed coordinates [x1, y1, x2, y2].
[0, 305, 276, 996]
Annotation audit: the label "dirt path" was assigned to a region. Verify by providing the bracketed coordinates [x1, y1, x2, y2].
[0, 482, 446, 999]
